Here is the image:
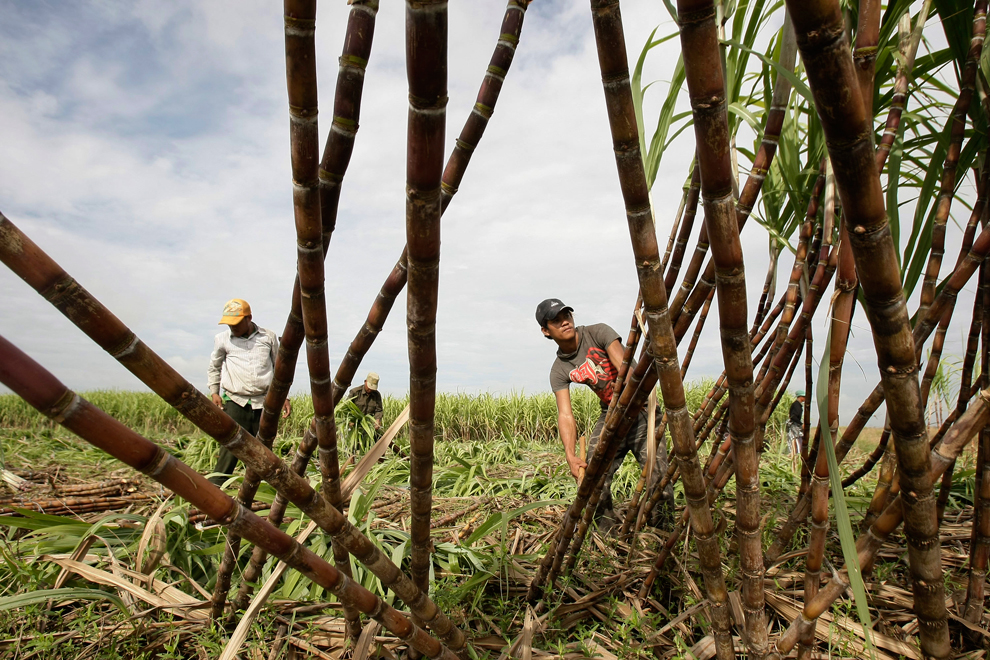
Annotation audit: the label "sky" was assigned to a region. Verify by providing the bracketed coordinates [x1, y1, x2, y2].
[0, 1, 978, 429]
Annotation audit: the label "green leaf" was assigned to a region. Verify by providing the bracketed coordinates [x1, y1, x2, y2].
[0, 587, 129, 615]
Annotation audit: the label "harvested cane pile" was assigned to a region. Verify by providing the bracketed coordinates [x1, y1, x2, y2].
[0, 472, 152, 518]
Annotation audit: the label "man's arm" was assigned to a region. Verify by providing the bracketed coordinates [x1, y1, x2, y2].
[605, 338, 624, 372]
[554, 388, 584, 479]
[207, 335, 225, 407]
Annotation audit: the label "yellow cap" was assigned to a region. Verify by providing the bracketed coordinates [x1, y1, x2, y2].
[366, 372, 380, 391]
[219, 298, 251, 325]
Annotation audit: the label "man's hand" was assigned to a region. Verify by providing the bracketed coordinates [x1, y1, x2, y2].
[281, 399, 292, 418]
[211, 393, 223, 408]
[374, 419, 382, 431]
[566, 455, 587, 480]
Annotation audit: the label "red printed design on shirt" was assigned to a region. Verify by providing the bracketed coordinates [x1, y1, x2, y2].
[568, 347, 617, 404]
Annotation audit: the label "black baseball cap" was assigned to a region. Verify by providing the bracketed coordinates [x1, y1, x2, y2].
[535, 298, 574, 327]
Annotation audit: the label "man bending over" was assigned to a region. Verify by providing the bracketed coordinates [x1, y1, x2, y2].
[537, 298, 674, 531]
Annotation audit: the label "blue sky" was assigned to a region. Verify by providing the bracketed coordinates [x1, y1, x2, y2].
[0, 1, 976, 429]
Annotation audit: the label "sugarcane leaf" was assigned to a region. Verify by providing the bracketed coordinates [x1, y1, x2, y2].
[661, 0, 677, 22]
[816, 314, 877, 660]
[0, 587, 129, 614]
[632, 26, 663, 159]
[645, 56, 688, 188]
[722, 39, 815, 108]
[728, 102, 762, 131]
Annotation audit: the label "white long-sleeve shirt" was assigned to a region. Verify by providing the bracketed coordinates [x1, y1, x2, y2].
[207, 323, 279, 409]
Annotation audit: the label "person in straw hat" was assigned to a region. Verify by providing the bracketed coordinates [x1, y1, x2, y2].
[207, 298, 291, 486]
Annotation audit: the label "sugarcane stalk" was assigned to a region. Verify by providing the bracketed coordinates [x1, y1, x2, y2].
[664, 165, 701, 295]
[0, 215, 469, 654]
[781, 2, 950, 653]
[668, 16, 796, 340]
[677, 0, 762, 655]
[766, 123, 990, 566]
[915, 4, 985, 325]
[0, 337, 459, 660]
[680, 288, 715, 378]
[215, 0, 381, 616]
[875, 1, 933, 173]
[237, 0, 531, 611]
[965, 424, 990, 623]
[281, 0, 364, 639]
[640, 451, 735, 596]
[433, 501, 484, 528]
[962, 259, 990, 621]
[852, 0, 881, 115]
[842, 423, 889, 490]
[404, 3, 447, 628]
[332, 0, 530, 402]
[860, 424, 896, 534]
[552, 16, 738, 647]
[631, 282, 785, 541]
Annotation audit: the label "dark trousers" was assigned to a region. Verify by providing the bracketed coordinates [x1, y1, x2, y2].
[210, 399, 262, 487]
[588, 407, 675, 527]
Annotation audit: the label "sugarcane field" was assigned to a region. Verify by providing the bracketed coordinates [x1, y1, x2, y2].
[3, 0, 990, 658]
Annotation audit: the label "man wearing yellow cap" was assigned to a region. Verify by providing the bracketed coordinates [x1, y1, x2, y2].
[345, 372, 384, 431]
[207, 298, 291, 486]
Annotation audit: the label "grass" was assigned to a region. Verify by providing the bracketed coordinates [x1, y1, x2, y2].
[0, 386, 969, 659]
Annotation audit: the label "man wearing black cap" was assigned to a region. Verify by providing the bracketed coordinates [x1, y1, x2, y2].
[536, 298, 674, 531]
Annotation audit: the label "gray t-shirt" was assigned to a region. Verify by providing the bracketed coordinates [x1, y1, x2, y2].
[549, 323, 622, 410]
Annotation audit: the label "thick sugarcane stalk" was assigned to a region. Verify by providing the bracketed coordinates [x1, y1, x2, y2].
[282, 0, 362, 639]
[781, 2, 949, 654]
[852, 0, 880, 114]
[770, 386, 990, 659]
[677, 0, 762, 655]
[0, 338, 459, 660]
[668, 17, 796, 340]
[215, 0, 381, 617]
[0, 215, 468, 654]
[916, 4, 985, 324]
[404, 0, 447, 608]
